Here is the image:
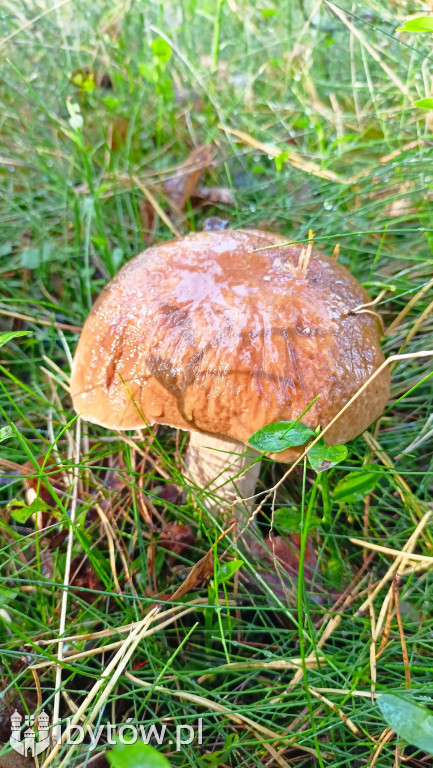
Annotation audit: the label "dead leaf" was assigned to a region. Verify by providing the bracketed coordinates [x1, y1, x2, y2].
[70, 555, 104, 603]
[167, 521, 235, 602]
[169, 548, 214, 602]
[193, 186, 235, 206]
[163, 145, 214, 209]
[263, 534, 318, 581]
[109, 118, 130, 152]
[139, 197, 157, 241]
[154, 484, 180, 505]
[249, 534, 322, 601]
[160, 523, 195, 565]
[22, 456, 68, 510]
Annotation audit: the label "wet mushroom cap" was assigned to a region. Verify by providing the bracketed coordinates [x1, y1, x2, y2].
[70, 229, 390, 460]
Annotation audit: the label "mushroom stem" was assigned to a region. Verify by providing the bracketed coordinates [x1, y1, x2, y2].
[185, 432, 261, 535]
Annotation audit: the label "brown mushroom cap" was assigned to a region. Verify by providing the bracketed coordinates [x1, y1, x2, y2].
[71, 229, 390, 461]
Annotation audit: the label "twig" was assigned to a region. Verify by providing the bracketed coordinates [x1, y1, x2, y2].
[393, 575, 411, 689]
[51, 417, 81, 746]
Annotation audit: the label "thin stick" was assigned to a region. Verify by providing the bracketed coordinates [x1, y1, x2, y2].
[393, 575, 411, 689]
[377, 587, 394, 656]
[132, 176, 182, 237]
[386, 276, 433, 336]
[350, 538, 433, 565]
[0, 308, 81, 332]
[356, 510, 432, 617]
[51, 417, 81, 745]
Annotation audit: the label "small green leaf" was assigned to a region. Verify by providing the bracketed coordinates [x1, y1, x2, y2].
[108, 741, 171, 768]
[0, 331, 31, 349]
[217, 559, 243, 582]
[261, 9, 277, 18]
[333, 469, 379, 503]
[307, 440, 347, 473]
[0, 426, 13, 442]
[20, 244, 53, 269]
[70, 69, 95, 91]
[377, 694, 433, 753]
[249, 420, 314, 453]
[111, 247, 124, 270]
[326, 557, 343, 588]
[273, 507, 320, 533]
[400, 17, 433, 32]
[66, 99, 83, 130]
[139, 62, 155, 83]
[8, 497, 50, 524]
[151, 38, 172, 64]
[0, 587, 17, 606]
[103, 96, 121, 110]
[414, 98, 433, 109]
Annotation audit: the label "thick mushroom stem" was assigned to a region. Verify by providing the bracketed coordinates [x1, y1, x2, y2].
[185, 432, 261, 533]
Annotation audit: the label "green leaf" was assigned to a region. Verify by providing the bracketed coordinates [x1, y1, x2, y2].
[108, 741, 171, 768]
[262, 9, 277, 18]
[103, 96, 121, 110]
[400, 17, 433, 32]
[377, 694, 433, 753]
[326, 557, 343, 589]
[0, 331, 31, 349]
[333, 469, 380, 503]
[248, 420, 314, 453]
[217, 559, 243, 582]
[139, 63, 155, 83]
[70, 70, 95, 92]
[66, 99, 84, 130]
[151, 38, 172, 64]
[200, 733, 238, 766]
[0, 426, 13, 442]
[414, 98, 433, 109]
[273, 507, 321, 533]
[20, 244, 56, 269]
[111, 247, 124, 271]
[8, 497, 50, 524]
[307, 440, 347, 473]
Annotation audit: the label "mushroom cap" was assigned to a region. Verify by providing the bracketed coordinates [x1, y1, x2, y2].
[70, 229, 390, 461]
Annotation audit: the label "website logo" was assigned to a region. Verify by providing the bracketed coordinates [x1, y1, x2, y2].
[10, 708, 50, 758]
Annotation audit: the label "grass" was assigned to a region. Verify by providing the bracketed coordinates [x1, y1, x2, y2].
[1, 0, 433, 766]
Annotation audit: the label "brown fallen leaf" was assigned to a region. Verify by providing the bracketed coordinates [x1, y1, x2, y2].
[193, 186, 235, 206]
[264, 533, 318, 581]
[249, 533, 322, 601]
[160, 522, 195, 566]
[163, 144, 215, 210]
[22, 456, 68, 510]
[70, 555, 104, 603]
[167, 521, 235, 603]
[139, 197, 157, 241]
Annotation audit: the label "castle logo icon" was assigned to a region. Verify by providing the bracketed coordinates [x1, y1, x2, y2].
[10, 708, 50, 758]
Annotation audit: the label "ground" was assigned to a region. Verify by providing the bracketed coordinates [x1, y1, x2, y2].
[1, 1, 433, 767]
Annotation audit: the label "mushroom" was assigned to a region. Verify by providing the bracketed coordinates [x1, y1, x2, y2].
[70, 229, 390, 532]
